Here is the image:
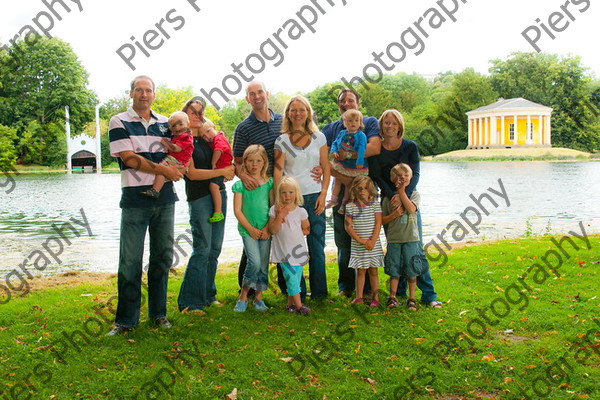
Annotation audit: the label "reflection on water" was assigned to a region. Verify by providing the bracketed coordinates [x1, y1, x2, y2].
[1, 161, 599, 275]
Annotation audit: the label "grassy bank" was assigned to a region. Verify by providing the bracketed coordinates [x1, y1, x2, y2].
[426, 147, 597, 162]
[1, 234, 599, 399]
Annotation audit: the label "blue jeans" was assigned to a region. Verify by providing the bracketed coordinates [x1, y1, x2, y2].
[178, 192, 226, 311]
[303, 192, 328, 298]
[115, 203, 174, 328]
[241, 236, 271, 291]
[396, 209, 438, 303]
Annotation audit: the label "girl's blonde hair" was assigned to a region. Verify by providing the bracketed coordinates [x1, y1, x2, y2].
[281, 95, 319, 135]
[348, 175, 377, 204]
[390, 163, 413, 182]
[342, 109, 365, 131]
[241, 144, 268, 181]
[378, 109, 405, 138]
[275, 176, 304, 206]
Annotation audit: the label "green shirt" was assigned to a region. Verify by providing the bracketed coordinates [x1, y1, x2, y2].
[232, 178, 273, 237]
[382, 192, 421, 243]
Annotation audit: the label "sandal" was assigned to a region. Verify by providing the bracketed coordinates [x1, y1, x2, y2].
[325, 195, 338, 209]
[387, 297, 399, 308]
[370, 300, 380, 308]
[406, 298, 417, 311]
[351, 298, 364, 304]
[209, 212, 224, 223]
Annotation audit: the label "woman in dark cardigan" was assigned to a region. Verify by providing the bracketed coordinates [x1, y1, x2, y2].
[177, 97, 235, 312]
[369, 109, 441, 308]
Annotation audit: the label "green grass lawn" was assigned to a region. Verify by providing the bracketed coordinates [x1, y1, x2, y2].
[1, 233, 599, 399]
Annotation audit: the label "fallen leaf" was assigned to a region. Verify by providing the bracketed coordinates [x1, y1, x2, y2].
[504, 329, 514, 334]
[481, 353, 495, 361]
[279, 357, 293, 363]
[355, 343, 361, 354]
[225, 388, 237, 400]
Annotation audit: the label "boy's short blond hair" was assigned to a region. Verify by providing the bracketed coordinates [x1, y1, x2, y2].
[201, 120, 216, 131]
[169, 111, 189, 125]
[390, 163, 413, 182]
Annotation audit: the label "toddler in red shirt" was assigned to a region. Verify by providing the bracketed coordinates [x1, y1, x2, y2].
[200, 120, 233, 223]
[141, 111, 193, 199]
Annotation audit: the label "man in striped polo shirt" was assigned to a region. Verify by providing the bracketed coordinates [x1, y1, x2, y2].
[107, 75, 185, 336]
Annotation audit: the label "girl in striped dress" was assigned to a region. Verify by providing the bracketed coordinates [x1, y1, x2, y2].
[344, 176, 384, 307]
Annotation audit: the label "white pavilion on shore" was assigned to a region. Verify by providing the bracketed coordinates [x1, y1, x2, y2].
[466, 98, 553, 149]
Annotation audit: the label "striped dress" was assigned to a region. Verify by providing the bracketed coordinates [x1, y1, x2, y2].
[346, 201, 384, 269]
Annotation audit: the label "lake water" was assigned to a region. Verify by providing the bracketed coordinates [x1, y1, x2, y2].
[1, 161, 598, 276]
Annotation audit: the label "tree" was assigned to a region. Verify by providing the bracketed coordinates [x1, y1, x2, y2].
[0, 124, 17, 170]
[99, 94, 130, 120]
[490, 52, 598, 151]
[308, 83, 344, 128]
[0, 37, 97, 135]
[151, 85, 194, 116]
[219, 99, 247, 141]
[18, 120, 66, 166]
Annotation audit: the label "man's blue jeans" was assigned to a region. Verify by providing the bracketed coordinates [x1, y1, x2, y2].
[178, 192, 226, 311]
[115, 203, 174, 328]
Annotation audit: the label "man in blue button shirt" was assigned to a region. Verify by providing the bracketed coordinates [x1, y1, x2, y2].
[322, 88, 381, 297]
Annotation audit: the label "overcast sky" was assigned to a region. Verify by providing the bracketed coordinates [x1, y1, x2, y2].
[2, 0, 598, 104]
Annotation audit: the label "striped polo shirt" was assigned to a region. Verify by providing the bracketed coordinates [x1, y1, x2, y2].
[232, 109, 282, 176]
[109, 107, 178, 208]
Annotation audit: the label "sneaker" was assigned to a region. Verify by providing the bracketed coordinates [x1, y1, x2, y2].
[208, 212, 224, 223]
[286, 305, 298, 313]
[298, 305, 311, 315]
[253, 300, 269, 312]
[428, 301, 443, 309]
[140, 188, 160, 199]
[233, 300, 248, 312]
[370, 300, 380, 308]
[351, 298, 364, 304]
[154, 317, 172, 328]
[107, 325, 129, 336]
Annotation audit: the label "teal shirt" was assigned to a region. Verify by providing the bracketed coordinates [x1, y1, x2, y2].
[232, 178, 273, 237]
